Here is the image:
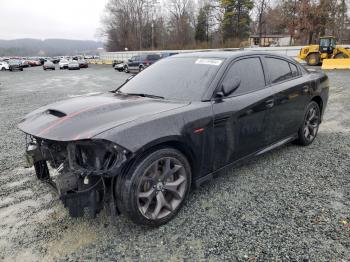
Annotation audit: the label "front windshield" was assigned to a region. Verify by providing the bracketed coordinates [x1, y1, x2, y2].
[320, 38, 335, 47]
[119, 57, 224, 101]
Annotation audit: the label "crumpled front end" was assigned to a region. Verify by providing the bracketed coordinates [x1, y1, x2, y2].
[24, 135, 130, 218]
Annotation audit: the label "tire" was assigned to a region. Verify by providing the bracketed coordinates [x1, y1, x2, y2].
[295, 101, 321, 146]
[124, 66, 129, 73]
[139, 65, 144, 72]
[115, 148, 191, 226]
[306, 53, 320, 66]
[1, 67, 5, 71]
[334, 52, 349, 59]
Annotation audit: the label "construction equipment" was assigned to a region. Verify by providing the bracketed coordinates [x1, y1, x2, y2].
[298, 36, 350, 68]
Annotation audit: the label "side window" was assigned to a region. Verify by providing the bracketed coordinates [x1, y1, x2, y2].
[289, 63, 299, 77]
[222, 57, 266, 96]
[265, 57, 293, 84]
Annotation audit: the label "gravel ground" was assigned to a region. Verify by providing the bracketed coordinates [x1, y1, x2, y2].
[0, 65, 349, 261]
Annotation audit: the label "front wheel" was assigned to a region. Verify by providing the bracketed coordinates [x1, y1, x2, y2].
[306, 53, 320, 66]
[115, 148, 191, 226]
[296, 101, 320, 146]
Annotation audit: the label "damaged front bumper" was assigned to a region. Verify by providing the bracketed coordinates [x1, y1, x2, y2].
[25, 136, 130, 218]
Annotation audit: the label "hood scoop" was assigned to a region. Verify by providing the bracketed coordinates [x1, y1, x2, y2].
[46, 109, 67, 118]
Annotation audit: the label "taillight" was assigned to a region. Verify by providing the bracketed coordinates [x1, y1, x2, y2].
[143, 60, 149, 65]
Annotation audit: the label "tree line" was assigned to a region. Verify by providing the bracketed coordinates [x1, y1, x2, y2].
[102, 0, 350, 51]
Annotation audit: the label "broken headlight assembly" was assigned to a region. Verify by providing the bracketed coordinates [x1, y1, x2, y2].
[67, 140, 129, 176]
[24, 137, 130, 218]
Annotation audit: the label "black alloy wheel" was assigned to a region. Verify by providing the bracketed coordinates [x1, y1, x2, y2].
[296, 101, 320, 146]
[115, 148, 191, 226]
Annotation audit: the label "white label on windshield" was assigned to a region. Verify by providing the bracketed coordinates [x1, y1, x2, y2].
[195, 59, 223, 66]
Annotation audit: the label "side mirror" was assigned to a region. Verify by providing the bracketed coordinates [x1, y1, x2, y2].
[221, 76, 241, 96]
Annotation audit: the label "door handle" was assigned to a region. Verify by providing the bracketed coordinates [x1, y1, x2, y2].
[265, 99, 274, 108]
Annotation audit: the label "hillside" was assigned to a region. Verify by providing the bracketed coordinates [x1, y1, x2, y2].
[0, 38, 103, 56]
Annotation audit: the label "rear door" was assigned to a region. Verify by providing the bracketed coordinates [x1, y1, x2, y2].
[128, 56, 140, 70]
[262, 56, 310, 143]
[212, 56, 274, 170]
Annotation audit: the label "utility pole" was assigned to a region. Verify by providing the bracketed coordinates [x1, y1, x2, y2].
[151, 22, 154, 50]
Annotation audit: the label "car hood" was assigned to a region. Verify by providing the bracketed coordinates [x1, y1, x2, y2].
[18, 93, 189, 141]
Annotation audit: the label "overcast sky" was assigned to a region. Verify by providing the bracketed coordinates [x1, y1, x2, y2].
[0, 0, 109, 40]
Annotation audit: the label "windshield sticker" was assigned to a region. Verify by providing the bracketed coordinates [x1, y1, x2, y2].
[195, 59, 223, 66]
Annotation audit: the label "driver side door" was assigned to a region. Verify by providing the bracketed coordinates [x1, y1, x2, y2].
[212, 56, 274, 170]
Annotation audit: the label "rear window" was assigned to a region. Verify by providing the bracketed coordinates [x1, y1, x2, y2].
[289, 63, 299, 77]
[265, 57, 293, 84]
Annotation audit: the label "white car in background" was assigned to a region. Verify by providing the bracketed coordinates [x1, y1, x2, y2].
[68, 60, 80, 70]
[59, 59, 69, 69]
[0, 61, 9, 71]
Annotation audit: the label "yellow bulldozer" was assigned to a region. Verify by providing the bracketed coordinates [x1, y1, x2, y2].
[298, 36, 350, 69]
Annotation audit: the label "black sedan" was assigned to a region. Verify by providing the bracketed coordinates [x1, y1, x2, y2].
[18, 52, 329, 226]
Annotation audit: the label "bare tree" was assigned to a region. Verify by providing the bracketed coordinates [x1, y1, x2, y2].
[167, 0, 195, 47]
[254, 0, 270, 46]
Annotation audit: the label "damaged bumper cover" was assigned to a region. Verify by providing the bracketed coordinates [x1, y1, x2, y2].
[25, 136, 130, 218]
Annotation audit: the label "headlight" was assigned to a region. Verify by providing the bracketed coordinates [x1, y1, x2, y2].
[67, 140, 129, 174]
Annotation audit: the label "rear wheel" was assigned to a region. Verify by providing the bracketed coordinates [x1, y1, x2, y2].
[306, 53, 320, 66]
[296, 101, 320, 146]
[1, 67, 5, 71]
[115, 148, 191, 226]
[334, 52, 349, 59]
[124, 66, 129, 73]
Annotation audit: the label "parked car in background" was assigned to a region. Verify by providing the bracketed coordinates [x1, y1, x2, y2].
[17, 52, 329, 226]
[59, 59, 69, 69]
[28, 59, 41, 67]
[20, 60, 30, 68]
[160, 52, 179, 58]
[51, 57, 60, 64]
[114, 62, 126, 72]
[43, 61, 55, 70]
[0, 61, 9, 71]
[112, 60, 124, 67]
[8, 60, 23, 71]
[68, 60, 80, 70]
[125, 53, 161, 73]
[78, 60, 88, 68]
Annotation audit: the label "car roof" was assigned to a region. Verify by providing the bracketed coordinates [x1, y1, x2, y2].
[173, 50, 294, 61]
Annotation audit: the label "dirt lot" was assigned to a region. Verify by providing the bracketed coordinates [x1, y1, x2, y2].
[0, 65, 349, 261]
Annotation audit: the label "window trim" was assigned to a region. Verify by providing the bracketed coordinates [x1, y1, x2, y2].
[211, 55, 268, 99]
[262, 55, 302, 86]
